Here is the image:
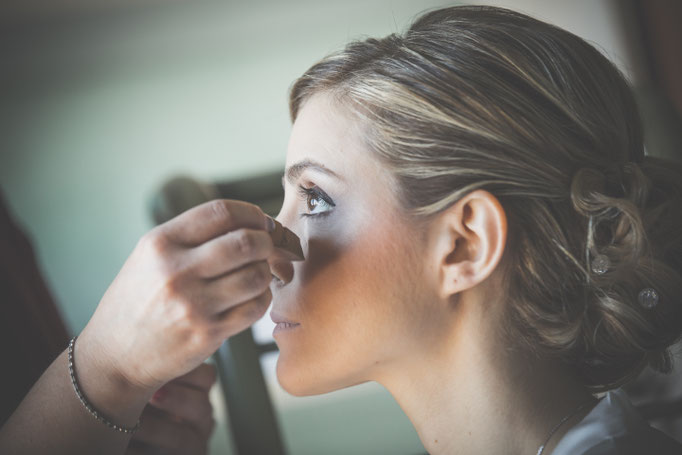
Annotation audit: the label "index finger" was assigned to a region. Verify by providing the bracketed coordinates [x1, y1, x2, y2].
[160, 199, 269, 246]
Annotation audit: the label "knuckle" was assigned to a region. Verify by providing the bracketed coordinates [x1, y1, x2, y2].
[209, 200, 233, 226]
[163, 276, 186, 299]
[157, 256, 181, 281]
[187, 326, 213, 350]
[166, 288, 202, 325]
[174, 300, 196, 324]
[142, 229, 169, 255]
[235, 229, 255, 257]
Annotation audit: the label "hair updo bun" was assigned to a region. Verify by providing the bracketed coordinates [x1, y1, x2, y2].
[567, 157, 682, 389]
[288, 4, 682, 390]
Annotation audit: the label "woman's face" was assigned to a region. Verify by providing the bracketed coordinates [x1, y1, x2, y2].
[269, 92, 445, 396]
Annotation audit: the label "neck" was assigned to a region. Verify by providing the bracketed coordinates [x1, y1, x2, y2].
[373, 294, 596, 455]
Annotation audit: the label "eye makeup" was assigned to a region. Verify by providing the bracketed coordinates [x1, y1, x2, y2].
[297, 184, 336, 218]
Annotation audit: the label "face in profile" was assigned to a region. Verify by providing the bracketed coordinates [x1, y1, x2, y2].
[269, 92, 447, 396]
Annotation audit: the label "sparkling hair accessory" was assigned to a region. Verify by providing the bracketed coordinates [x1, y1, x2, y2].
[586, 216, 659, 310]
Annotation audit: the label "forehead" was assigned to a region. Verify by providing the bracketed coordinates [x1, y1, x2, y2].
[286, 92, 366, 174]
[285, 91, 406, 224]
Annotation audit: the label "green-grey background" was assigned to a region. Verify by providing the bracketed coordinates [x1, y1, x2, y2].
[0, 1, 651, 453]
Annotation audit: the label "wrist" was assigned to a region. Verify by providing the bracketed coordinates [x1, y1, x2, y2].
[72, 330, 154, 427]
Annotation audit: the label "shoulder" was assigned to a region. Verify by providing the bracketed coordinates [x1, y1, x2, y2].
[552, 388, 682, 455]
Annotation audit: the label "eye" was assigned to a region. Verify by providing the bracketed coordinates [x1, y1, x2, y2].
[296, 185, 335, 218]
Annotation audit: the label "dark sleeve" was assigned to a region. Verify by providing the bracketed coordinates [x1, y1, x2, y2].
[582, 425, 682, 454]
[0, 189, 70, 427]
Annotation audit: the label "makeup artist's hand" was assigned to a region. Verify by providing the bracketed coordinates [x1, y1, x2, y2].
[77, 199, 275, 397]
[125, 364, 217, 455]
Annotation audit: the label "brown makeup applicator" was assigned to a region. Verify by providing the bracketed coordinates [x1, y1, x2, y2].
[267, 216, 305, 261]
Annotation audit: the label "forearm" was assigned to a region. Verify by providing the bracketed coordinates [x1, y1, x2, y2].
[0, 344, 152, 455]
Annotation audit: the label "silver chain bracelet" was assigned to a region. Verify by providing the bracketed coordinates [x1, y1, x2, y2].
[68, 336, 142, 434]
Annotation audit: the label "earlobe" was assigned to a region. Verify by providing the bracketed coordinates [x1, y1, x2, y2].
[435, 190, 507, 300]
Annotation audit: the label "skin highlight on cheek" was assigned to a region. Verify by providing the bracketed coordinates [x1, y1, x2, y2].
[277, 209, 423, 396]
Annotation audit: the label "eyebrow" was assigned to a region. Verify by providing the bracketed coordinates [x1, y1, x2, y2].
[282, 158, 343, 188]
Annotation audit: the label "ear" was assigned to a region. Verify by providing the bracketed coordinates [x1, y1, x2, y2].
[429, 190, 507, 301]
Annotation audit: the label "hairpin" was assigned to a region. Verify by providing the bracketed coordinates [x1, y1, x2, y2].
[591, 254, 610, 275]
[638, 287, 659, 309]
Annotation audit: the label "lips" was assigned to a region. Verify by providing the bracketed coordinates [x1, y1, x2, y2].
[270, 310, 300, 326]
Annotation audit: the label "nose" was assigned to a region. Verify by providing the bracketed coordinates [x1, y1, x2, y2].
[268, 251, 295, 284]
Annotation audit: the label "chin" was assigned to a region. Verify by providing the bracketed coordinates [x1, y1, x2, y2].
[275, 353, 352, 397]
[276, 355, 325, 396]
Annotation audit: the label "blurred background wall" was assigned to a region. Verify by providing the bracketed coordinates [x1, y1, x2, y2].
[1, 1, 679, 454]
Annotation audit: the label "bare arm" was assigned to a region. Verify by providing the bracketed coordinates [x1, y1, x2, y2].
[0, 343, 150, 455]
[0, 199, 276, 454]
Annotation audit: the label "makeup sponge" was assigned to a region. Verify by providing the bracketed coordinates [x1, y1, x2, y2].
[268, 217, 305, 261]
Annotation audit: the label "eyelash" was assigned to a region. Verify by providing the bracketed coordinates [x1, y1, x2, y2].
[296, 184, 335, 218]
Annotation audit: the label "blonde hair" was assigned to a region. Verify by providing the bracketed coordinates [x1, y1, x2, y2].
[288, 5, 682, 391]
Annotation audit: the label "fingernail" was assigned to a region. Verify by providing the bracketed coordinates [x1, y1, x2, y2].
[265, 215, 276, 232]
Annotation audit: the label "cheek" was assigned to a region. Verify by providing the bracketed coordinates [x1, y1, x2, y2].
[277, 218, 419, 393]
[302, 216, 411, 333]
